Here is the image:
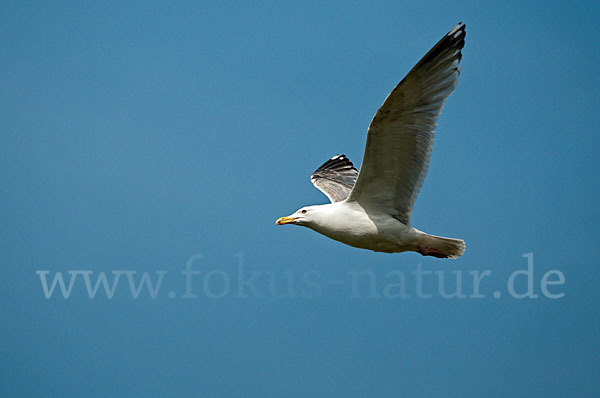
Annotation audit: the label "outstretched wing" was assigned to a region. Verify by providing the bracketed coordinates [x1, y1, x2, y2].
[311, 154, 358, 203]
[347, 23, 466, 224]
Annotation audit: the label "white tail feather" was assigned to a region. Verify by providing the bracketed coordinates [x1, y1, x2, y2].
[418, 234, 466, 259]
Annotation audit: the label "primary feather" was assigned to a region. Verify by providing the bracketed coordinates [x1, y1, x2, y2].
[310, 154, 358, 202]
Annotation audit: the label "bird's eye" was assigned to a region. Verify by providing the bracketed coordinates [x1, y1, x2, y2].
[301, 209, 307, 214]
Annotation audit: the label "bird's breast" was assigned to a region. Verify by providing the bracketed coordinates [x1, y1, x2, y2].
[308, 206, 414, 252]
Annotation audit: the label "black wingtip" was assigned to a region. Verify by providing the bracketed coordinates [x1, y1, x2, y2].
[441, 22, 467, 58]
[313, 154, 357, 174]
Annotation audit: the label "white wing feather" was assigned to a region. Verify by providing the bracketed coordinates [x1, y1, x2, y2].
[347, 23, 466, 224]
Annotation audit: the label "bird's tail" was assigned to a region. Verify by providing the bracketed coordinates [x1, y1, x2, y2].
[417, 233, 466, 259]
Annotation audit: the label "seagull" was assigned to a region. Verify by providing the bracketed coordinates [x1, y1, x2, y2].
[276, 23, 467, 258]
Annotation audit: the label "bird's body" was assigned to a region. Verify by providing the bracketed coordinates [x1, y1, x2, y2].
[276, 23, 467, 259]
[283, 200, 464, 257]
[300, 202, 417, 253]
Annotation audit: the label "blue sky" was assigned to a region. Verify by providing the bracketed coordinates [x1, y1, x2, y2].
[1, 1, 599, 396]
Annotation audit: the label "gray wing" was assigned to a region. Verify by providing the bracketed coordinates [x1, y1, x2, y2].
[347, 23, 466, 224]
[310, 154, 358, 203]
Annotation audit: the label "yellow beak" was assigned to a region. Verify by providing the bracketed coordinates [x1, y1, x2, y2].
[276, 216, 297, 225]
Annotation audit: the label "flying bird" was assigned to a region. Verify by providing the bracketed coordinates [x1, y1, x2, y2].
[276, 23, 467, 258]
